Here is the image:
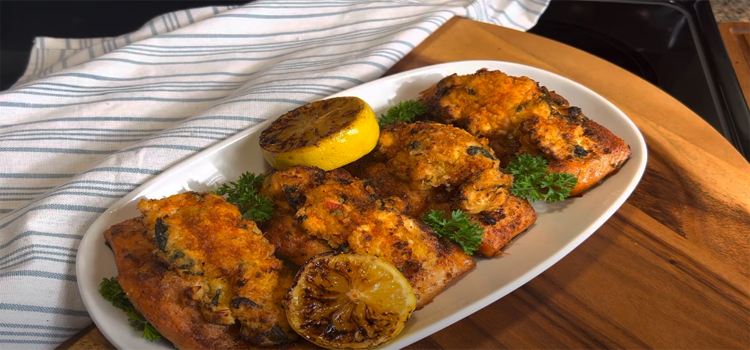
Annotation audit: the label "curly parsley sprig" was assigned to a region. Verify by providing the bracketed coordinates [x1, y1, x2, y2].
[213, 172, 273, 222]
[422, 209, 484, 255]
[99, 277, 162, 342]
[505, 154, 578, 203]
[378, 100, 427, 127]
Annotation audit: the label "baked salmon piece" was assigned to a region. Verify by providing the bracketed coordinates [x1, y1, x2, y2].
[134, 192, 297, 347]
[104, 217, 314, 350]
[259, 166, 476, 309]
[257, 165, 338, 266]
[346, 122, 537, 257]
[418, 68, 631, 196]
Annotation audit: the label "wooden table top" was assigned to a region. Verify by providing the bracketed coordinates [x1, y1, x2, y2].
[59, 17, 750, 350]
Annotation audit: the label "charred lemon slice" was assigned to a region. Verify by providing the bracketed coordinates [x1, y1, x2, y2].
[260, 97, 379, 171]
[286, 252, 416, 349]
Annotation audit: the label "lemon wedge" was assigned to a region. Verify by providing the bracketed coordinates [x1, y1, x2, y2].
[260, 97, 379, 171]
[286, 252, 416, 349]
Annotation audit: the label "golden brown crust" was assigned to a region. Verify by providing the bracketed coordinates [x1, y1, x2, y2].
[418, 68, 631, 196]
[372, 121, 498, 189]
[263, 214, 331, 266]
[295, 172, 380, 248]
[545, 118, 632, 196]
[418, 69, 542, 147]
[457, 167, 513, 214]
[259, 167, 336, 266]
[259, 166, 476, 309]
[259, 166, 326, 214]
[347, 122, 536, 258]
[345, 159, 448, 216]
[104, 218, 315, 350]
[136, 192, 297, 346]
[471, 196, 537, 257]
[346, 210, 476, 306]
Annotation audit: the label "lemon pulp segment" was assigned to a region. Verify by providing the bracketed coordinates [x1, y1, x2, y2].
[286, 252, 416, 349]
[260, 97, 379, 171]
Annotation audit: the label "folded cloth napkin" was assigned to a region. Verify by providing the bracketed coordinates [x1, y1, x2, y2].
[0, 0, 548, 347]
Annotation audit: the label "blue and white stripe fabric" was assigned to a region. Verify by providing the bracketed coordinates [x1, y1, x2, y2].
[0, 0, 548, 347]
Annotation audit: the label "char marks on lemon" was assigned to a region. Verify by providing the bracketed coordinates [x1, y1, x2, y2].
[286, 252, 417, 349]
[259, 96, 380, 171]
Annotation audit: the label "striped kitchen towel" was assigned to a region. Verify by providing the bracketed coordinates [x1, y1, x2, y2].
[0, 0, 548, 348]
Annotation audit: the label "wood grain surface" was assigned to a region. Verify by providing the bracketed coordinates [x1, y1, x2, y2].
[720, 22, 750, 108]
[59, 17, 750, 350]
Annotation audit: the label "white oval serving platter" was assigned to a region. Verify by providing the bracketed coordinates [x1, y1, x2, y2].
[76, 60, 647, 350]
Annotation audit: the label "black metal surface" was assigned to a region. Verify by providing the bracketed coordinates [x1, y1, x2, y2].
[529, 0, 749, 160]
[693, 0, 750, 159]
[1, 0, 747, 159]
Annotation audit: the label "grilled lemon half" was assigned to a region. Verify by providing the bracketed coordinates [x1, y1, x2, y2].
[259, 97, 379, 171]
[286, 252, 416, 349]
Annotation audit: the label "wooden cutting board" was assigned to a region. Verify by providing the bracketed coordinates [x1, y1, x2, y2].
[59, 17, 750, 350]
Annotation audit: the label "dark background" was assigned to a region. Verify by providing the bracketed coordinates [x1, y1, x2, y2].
[0, 1, 250, 90]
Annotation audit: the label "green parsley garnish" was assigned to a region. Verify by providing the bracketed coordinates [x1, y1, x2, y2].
[213, 172, 273, 222]
[99, 277, 162, 342]
[126, 312, 162, 342]
[505, 154, 578, 203]
[378, 100, 427, 127]
[422, 209, 484, 255]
